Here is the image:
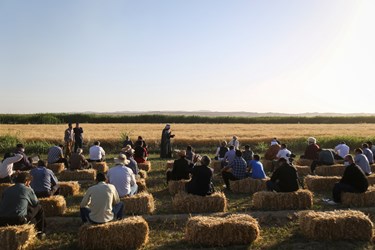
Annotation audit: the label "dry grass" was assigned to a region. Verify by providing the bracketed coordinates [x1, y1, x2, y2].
[47, 163, 65, 174]
[304, 175, 341, 192]
[296, 158, 313, 166]
[138, 169, 147, 179]
[229, 177, 269, 194]
[252, 190, 313, 210]
[90, 162, 108, 173]
[39, 195, 67, 216]
[121, 192, 155, 215]
[138, 161, 151, 172]
[58, 181, 80, 197]
[0, 224, 37, 250]
[78, 216, 149, 250]
[315, 165, 345, 176]
[59, 169, 96, 181]
[295, 166, 311, 176]
[341, 186, 375, 207]
[172, 192, 227, 213]
[185, 214, 260, 247]
[168, 179, 190, 195]
[299, 210, 373, 241]
[136, 178, 147, 192]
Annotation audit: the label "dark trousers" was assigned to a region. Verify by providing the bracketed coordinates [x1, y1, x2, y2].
[80, 202, 124, 224]
[221, 171, 238, 189]
[266, 180, 280, 192]
[35, 185, 60, 198]
[74, 140, 83, 153]
[310, 161, 333, 173]
[332, 182, 358, 203]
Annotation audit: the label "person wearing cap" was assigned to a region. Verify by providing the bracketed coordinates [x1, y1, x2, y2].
[30, 160, 60, 198]
[13, 144, 33, 171]
[301, 137, 320, 160]
[80, 172, 123, 224]
[266, 158, 299, 192]
[64, 123, 74, 158]
[122, 146, 139, 175]
[228, 136, 240, 150]
[107, 154, 138, 197]
[186, 155, 214, 196]
[221, 150, 248, 190]
[264, 139, 281, 161]
[160, 124, 175, 158]
[47, 144, 69, 168]
[73, 122, 84, 153]
[69, 148, 89, 170]
[334, 142, 350, 160]
[0, 153, 23, 183]
[166, 150, 190, 183]
[89, 141, 106, 162]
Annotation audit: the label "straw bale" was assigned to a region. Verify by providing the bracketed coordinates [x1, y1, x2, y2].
[341, 186, 375, 207]
[138, 161, 151, 172]
[260, 160, 274, 173]
[335, 159, 344, 165]
[185, 214, 260, 247]
[121, 192, 155, 215]
[299, 210, 373, 241]
[296, 158, 313, 167]
[136, 179, 147, 192]
[59, 169, 96, 181]
[165, 160, 174, 170]
[172, 149, 180, 159]
[58, 181, 80, 197]
[39, 195, 67, 216]
[168, 179, 190, 195]
[367, 174, 375, 186]
[371, 164, 375, 173]
[138, 170, 147, 179]
[0, 183, 13, 199]
[252, 190, 313, 210]
[295, 166, 311, 176]
[229, 178, 269, 194]
[0, 224, 37, 250]
[173, 192, 227, 213]
[315, 164, 345, 176]
[212, 160, 222, 173]
[90, 162, 108, 173]
[304, 175, 340, 192]
[79, 216, 149, 250]
[47, 163, 65, 174]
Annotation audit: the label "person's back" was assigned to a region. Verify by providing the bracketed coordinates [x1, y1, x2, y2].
[355, 153, 371, 175]
[47, 146, 62, 164]
[341, 163, 368, 192]
[264, 144, 281, 161]
[271, 163, 299, 192]
[304, 144, 320, 160]
[126, 157, 139, 175]
[242, 147, 254, 162]
[276, 145, 291, 163]
[107, 165, 135, 197]
[318, 149, 334, 165]
[249, 159, 267, 179]
[335, 143, 350, 159]
[224, 148, 236, 164]
[13, 145, 32, 171]
[30, 165, 58, 197]
[229, 156, 247, 180]
[134, 145, 146, 163]
[363, 148, 374, 164]
[0, 153, 23, 181]
[187, 165, 213, 196]
[218, 146, 229, 159]
[69, 152, 87, 170]
[172, 157, 190, 180]
[89, 144, 105, 161]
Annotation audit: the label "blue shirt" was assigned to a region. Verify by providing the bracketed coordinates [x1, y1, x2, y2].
[0, 183, 38, 217]
[126, 158, 139, 175]
[229, 156, 247, 179]
[249, 160, 267, 179]
[224, 150, 236, 164]
[30, 166, 58, 193]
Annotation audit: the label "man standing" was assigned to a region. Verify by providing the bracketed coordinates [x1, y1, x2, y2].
[89, 141, 106, 162]
[160, 124, 175, 158]
[228, 136, 240, 150]
[64, 123, 74, 158]
[0, 172, 45, 236]
[0, 153, 23, 183]
[73, 122, 84, 153]
[13, 144, 33, 171]
[80, 172, 123, 224]
[30, 160, 60, 198]
[47, 144, 69, 168]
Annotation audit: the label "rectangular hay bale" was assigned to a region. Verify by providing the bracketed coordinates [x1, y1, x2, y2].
[58, 181, 80, 196]
[138, 161, 151, 172]
[121, 192, 155, 215]
[304, 175, 341, 192]
[90, 162, 108, 173]
[315, 164, 345, 176]
[168, 179, 190, 195]
[185, 214, 260, 247]
[295, 166, 311, 176]
[136, 179, 147, 192]
[0, 224, 37, 250]
[138, 169, 147, 179]
[59, 169, 96, 181]
[47, 163, 65, 174]
[252, 190, 313, 210]
[296, 158, 313, 167]
[229, 178, 269, 194]
[39, 195, 67, 216]
[173, 192, 227, 213]
[341, 186, 375, 207]
[79, 216, 149, 250]
[299, 210, 373, 241]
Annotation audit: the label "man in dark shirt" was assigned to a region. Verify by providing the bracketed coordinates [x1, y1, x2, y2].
[0, 172, 45, 235]
[166, 150, 190, 183]
[73, 122, 84, 153]
[310, 148, 335, 174]
[266, 158, 299, 192]
[30, 160, 60, 198]
[329, 154, 368, 204]
[13, 144, 33, 171]
[186, 155, 214, 196]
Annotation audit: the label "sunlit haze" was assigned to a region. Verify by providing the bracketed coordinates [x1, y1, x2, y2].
[1, 0, 374, 114]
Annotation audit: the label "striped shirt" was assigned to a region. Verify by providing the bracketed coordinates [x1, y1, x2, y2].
[47, 146, 63, 164]
[229, 156, 248, 179]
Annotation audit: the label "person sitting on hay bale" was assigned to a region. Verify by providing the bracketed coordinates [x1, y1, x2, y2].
[30, 160, 60, 198]
[228, 135, 240, 150]
[266, 158, 299, 192]
[13, 144, 33, 171]
[248, 155, 267, 179]
[222, 150, 248, 190]
[242, 145, 254, 166]
[334, 141, 350, 160]
[166, 150, 191, 184]
[366, 141, 375, 161]
[186, 155, 214, 196]
[354, 148, 371, 176]
[186, 145, 195, 164]
[324, 154, 368, 205]
[69, 148, 89, 170]
[264, 138, 281, 161]
[89, 141, 106, 162]
[300, 137, 320, 160]
[122, 146, 139, 175]
[276, 144, 292, 164]
[134, 140, 148, 164]
[222, 145, 236, 167]
[214, 141, 228, 161]
[136, 136, 149, 158]
[0, 172, 45, 237]
[64, 123, 74, 158]
[122, 135, 134, 148]
[362, 143, 374, 165]
[107, 154, 138, 197]
[310, 148, 335, 174]
[80, 172, 124, 224]
[47, 144, 69, 169]
[0, 153, 23, 183]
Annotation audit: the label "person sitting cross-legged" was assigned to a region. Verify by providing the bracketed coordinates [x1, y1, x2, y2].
[80, 172, 124, 224]
[266, 158, 299, 192]
[30, 160, 60, 198]
[221, 150, 248, 190]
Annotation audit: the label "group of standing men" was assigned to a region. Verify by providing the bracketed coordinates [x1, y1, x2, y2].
[64, 122, 84, 158]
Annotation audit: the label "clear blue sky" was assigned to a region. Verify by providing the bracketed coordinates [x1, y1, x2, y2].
[1, 0, 374, 114]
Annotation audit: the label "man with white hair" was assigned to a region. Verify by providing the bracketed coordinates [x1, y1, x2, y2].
[228, 136, 240, 150]
[107, 154, 138, 197]
[301, 137, 320, 160]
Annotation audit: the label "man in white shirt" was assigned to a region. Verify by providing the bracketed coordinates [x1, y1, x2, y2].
[0, 153, 23, 183]
[228, 136, 240, 150]
[334, 142, 350, 159]
[80, 172, 123, 224]
[89, 141, 106, 162]
[107, 154, 138, 197]
[276, 144, 292, 163]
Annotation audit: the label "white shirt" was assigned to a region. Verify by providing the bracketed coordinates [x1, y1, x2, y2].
[276, 148, 291, 163]
[228, 139, 240, 150]
[0, 154, 23, 178]
[334, 143, 350, 158]
[107, 165, 136, 197]
[80, 182, 120, 223]
[89, 145, 105, 161]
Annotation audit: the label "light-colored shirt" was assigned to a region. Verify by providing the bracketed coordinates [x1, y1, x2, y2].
[80, 182, 120, 223]
[355, 154, 371, 175]
[107, 165, 136, 197]
[89, 145, 105, 161]
[228, 139, 240, 150]
[276, 148, 292, 163]
[224, 149, 236, 164]
[363, 148, 374, 164]
[334, 144, 350, 158]
[47, 146, 63, 164]
[249, 160, 267, 179]
[0, 154, 23, 178]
